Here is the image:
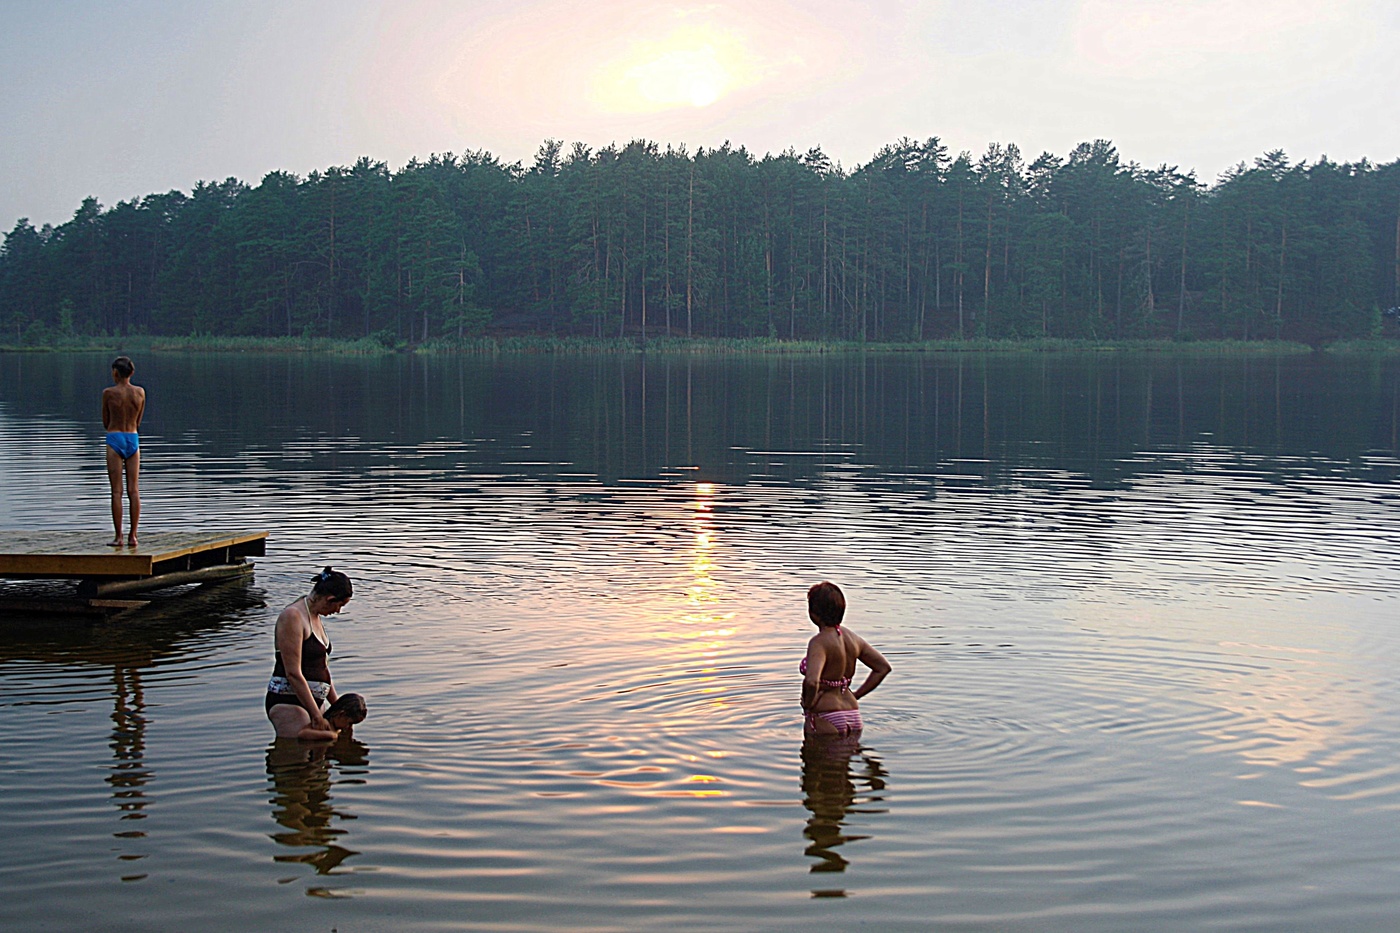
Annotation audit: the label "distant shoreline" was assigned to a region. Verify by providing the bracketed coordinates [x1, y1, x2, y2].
[6, 334, 1398, 356]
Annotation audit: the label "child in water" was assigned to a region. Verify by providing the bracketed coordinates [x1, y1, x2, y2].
[324, 693, 367, 735]
[296, 693, 368, 742]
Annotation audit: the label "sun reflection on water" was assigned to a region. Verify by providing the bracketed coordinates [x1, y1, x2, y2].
[655, 482, 738, 796]
[680, 482, 734, 673]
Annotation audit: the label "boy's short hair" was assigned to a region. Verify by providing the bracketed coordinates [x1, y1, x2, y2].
[112, 356, 134, 378]
[807, 581, 846, 627]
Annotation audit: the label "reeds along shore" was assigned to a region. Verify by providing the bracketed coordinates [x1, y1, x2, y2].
[5, 333, 1388, 356]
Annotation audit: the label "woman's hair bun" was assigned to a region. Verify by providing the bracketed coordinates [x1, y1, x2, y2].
[309, 566, 353, 599]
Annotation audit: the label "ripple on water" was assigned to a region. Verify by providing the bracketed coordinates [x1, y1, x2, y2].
[4, 354, 1400, 931]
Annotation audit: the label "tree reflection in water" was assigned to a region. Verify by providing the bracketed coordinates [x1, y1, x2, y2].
[265, 735, 369, 886]
[800, 734, 889, 896]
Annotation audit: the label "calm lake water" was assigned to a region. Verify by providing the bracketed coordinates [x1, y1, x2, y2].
[1, 349, 1398, 932]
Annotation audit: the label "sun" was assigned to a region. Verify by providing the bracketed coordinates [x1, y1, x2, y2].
[588, 23, 756, 114]
[627, 46, 728, 108]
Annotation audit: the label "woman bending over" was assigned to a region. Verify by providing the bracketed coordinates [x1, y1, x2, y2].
[266, 568, 359, 741]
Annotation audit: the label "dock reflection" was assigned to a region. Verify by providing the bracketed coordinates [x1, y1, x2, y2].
[265, 736, 370, 883]
[800, 734, 888, 895]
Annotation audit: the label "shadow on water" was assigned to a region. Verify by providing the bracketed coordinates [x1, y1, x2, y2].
[265, 734, 370, 897]
[800, 734, 889, 898]
[0, 576, 268, 645]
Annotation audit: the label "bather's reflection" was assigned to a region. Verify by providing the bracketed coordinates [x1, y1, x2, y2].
[0, 580, 266, 882]
[800, 734, 888, 892]
[109, 661, 153, 879]
[265, 735, 369, 878]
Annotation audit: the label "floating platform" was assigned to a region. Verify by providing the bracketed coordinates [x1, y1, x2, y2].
[0, 530, 267, 617]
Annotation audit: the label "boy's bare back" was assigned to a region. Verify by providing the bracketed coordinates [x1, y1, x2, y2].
[102, 381, 145, 433]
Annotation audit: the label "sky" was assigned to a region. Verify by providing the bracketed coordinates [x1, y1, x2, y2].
[2, 0, 1398, 232]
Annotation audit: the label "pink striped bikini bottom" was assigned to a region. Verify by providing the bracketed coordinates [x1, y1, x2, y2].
[805, 708, 863, 735]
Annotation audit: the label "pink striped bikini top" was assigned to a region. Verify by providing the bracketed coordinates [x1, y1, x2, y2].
[800, 626, 852, 690]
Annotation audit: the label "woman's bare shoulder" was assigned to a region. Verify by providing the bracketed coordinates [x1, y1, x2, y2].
[275, 600, 306, 630]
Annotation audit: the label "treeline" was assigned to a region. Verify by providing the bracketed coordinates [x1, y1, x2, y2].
[3, 138, 1399, 346]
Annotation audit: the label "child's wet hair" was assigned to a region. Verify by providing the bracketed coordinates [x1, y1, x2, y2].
[311, 567, 353, 600]
[326, 693, 367, 724]
[111, 356, 134, 378]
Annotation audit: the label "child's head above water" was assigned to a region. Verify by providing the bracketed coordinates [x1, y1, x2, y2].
[325, 693, 367, 730]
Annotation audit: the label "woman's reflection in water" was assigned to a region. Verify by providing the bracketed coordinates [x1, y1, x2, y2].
[800, 733, 889, 895]
[265, 734, 369, 881]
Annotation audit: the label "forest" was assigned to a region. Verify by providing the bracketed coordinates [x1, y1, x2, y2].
[2, 137, 1399, 346]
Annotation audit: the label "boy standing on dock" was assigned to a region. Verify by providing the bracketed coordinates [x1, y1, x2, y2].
[102, 356, 145, 548]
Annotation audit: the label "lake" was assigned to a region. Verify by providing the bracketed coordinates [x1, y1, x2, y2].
[1, 349, 1398, 931]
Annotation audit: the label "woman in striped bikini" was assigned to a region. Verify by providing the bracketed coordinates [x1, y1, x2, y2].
[801, 581, 892, 737]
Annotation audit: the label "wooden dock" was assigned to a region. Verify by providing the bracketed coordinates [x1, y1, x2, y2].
[0, 530, 267, 616]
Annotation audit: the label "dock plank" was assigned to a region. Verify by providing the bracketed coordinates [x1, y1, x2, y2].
[0, 530, 268, 579]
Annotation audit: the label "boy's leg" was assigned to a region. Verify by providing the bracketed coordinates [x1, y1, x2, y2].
[124, 451, 140, 547]
[106, 446, 125, 546]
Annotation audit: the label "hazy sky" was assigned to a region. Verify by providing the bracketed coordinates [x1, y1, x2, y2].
[3, 0, 1398, 231]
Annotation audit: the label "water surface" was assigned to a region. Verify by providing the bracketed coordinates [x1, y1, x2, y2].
[1, 350, 1398, 931]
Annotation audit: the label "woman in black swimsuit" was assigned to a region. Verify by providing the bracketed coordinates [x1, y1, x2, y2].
[266, 568, 355, 741]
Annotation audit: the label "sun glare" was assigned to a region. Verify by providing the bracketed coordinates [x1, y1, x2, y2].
[627, 46, 727, 107]
[589, 24, 757, 114]
[439, 2, 844, 133]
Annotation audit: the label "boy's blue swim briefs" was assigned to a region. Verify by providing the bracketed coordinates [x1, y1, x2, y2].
[105, 432, 140, 460]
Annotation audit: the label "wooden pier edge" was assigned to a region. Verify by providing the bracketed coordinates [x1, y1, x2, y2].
[0, 530, 267, 579]
[0, 530, 267, 618]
